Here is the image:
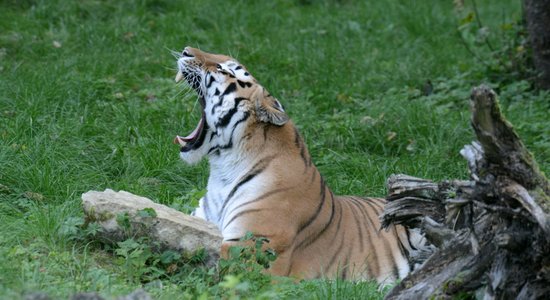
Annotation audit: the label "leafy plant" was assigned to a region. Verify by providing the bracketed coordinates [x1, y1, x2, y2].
[169, 188, 206, 214]
[137, 207, 157, 218]
[58, 216, 85, 239]
[116, 212, 132, 231]
[455, 0, 533, 83]
[219, 232, 277, 275]
[114, 238, 161, 283]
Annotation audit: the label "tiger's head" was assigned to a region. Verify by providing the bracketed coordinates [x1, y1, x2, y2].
[174, 47, 289, 164]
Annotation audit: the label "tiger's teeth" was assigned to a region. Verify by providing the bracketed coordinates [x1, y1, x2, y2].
[175, 70, 184, 83]
[174, 136, 186, 146]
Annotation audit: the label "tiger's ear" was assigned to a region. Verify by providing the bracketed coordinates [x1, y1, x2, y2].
[255, 88, 289, 126]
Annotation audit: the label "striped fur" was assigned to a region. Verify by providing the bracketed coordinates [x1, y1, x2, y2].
[174, 47, 425, 283]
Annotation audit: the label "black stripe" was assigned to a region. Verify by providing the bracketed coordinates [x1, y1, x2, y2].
[392, 258, 400, 279]
[300, 147, 307, 166]
[351, 197, 380, 232]
[404, 227, 417, 251]
[293, 127, 309, 167]
[211, 88, 245, 115]
[325, 200, 344, 267]
[218, 155, 277, 222]
[203, 194, 212, 221]
[362, 198, 385, 231]
[208, 111, 251, 155]
[341, 246, 353, 279]
[235, 66, 242, 70]
[208, 111, 250, 154]
[263, 125, 269, 141]
[228, 110, 250, 137]
[295, 190, 335, 250]
[328, 199, 344, 245]
[293, 126, 301, 148]
[206, 74, 216, 88]
[309, 168, 317, 184]
[207, 146, 220, 155]
[346, 198, 380, 275]
[221, 82, 237, 97]
[237, 80, 253, 88]
[216, 97, 247, 128]
[326, 228, 346, 274]
[351, 197, 395, 278]
[400, 228, 415, 270]
[223, 208, 264, 230]
[209, 82, 235, 114]
[394, 227, 410, 268]
[384, 226, 402, 278]
[364, 259, 374, 279]
[220, 172, 259, 218]
[297, 176, 326, 234]
[346, 198, 366, 253]
[368, 197, 386, 212]
[211, 97, 223, 114]
[208, 139, 234, 154]
[228, 186, 295, 217]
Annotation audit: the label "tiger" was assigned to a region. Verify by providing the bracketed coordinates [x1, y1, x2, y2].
[173, 47, 428, 284]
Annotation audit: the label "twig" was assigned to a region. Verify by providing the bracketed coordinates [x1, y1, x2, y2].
[470, 0, 495, 52]
[456, 29, 491, 68]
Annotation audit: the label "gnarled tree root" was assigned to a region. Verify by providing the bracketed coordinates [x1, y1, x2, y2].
[382, 85, 550, 299]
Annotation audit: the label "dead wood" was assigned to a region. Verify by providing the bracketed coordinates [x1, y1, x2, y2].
[382, 85, 550, 299]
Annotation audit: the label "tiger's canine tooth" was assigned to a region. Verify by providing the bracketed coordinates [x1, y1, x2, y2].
[175, 70, 184, 83]
[174, 136, 186, 146]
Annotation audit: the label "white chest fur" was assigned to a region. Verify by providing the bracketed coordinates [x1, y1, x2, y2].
[192, 152, 267, 241]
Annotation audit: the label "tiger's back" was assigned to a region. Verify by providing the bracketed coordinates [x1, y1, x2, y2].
[174, 47, 426, 283]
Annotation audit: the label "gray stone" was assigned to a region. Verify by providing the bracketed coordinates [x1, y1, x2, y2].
[116, 289, 151, 300]
[24, 293, 50, 300]
[71, 292, 105, 300]
[81, 189, 222, 266]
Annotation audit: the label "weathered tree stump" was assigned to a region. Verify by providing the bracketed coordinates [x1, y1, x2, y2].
[381, 85, 550, 299]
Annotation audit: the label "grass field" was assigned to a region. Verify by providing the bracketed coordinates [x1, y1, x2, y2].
[1, 0, 548, 299]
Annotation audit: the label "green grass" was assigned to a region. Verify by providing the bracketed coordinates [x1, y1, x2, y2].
[1, 0, 548, 299]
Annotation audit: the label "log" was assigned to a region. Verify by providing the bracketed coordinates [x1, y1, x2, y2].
[382, 85, 550, 299]
[81, 189, 222, 267]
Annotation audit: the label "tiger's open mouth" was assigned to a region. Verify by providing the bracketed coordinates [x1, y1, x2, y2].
[173, 69, 208, 152]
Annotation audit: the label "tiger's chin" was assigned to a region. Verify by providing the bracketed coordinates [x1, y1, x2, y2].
[178, 148, 207, 165]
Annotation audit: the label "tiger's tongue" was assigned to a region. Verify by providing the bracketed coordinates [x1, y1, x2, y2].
[174, 115, 205, 145]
